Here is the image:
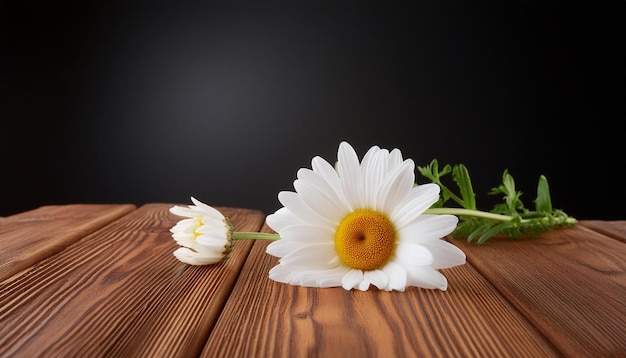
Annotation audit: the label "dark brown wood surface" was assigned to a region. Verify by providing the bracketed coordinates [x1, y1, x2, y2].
[1, 204, 624, 357]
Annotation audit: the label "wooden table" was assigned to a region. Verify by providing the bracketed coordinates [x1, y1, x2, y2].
[1, 204, 625, 357]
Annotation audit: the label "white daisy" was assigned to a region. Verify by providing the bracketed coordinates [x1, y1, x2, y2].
[169, 197, 234, 265]
[265, 141, 466, 291]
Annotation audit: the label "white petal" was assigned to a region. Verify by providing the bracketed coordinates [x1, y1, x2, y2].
[362, 149, 388, 207]
[196, 228, 228, 242]
[278, 191, 334, 228]
[377, 159, 415, 213]
[364, 269, 389, 290]
[169, 205, 199, 218]
[406, 266, 449, 291]
[190, 197, 225, 219]
[381, 261, 407, 291]
[357, 279, 371, 291]
[337, 141, 364, 209]
[295, 266, 349, 288]
[200, 215, 225, 226]
[294, 168, 347, 223]
[268, 264, 300, 284]
[266, 239, 309, 257]
[397, 214, 459, 244]
[275, 225, 334, 243]
[420, 240, 466, 269]
[311, 156, 345, 202]
[388, 148, 403, 170]
[196, 223, 227, 235]
[196, 235, 227, 249]
[360, 144, 381, 169]
[173, 247, 222, 265]
[394, 242, 434, 266]
[170, 219, 198, 234]
[341, 269, 364, 290]
[269, 264, 348, 288]
[172, 233, 195, 247]
[391, 183, 441, 228]
[190, 240, 225, 255]
[315, 266, 351, 287]
[265, 224, 333, 257]
[265, 208, 306, 232]
[277, 242, 337, 268]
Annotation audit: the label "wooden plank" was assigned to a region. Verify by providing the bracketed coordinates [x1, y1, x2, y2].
[202, 225, 559, 358]
[0, 204, 266, 357]
[0, 204, 137, 282]
[580, 220, 626, 243]
[450, 223, 626, 357]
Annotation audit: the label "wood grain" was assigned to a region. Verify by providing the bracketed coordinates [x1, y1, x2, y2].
[203, 225, 559, 358]
[0, 204, 266, 358]
[2, 205, 624, 358]
[0, 204, 136, 282]
[580, 220, 626, 243]
[451, 222, 626, 357]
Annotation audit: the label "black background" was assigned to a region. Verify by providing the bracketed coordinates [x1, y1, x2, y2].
[1, 1, 624, 219]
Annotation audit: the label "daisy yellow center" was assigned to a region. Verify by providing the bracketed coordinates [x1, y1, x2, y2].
[334, 209, 397, 271]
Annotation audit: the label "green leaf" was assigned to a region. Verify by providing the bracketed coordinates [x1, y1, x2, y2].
[418, 160, 576, 243]
[452, 164, 476, 210]
[477, 222, 511, 244]
[535, 175, 553, 213]
[466, 223, 492, 243]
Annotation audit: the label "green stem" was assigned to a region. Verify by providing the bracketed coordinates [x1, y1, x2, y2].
[425, 208, 512, 221]
[425, 208, 577, 225]
[232, 232, 281, 241]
